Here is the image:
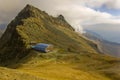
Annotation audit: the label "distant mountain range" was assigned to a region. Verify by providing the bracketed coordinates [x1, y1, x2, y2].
[83, 23, 120, 43]
[84, 30, 120, 57]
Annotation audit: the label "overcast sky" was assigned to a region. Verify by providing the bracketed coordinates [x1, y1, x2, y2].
[0, 0, 120, 41]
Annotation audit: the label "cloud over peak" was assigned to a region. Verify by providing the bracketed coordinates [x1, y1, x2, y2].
[0, 0, 120, 33]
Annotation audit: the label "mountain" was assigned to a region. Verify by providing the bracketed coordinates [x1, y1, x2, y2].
[83, 30, 120, 57]
[0, 4, 120, 80]
[0, 4, 98, 65]
[83, 30, 103, 41]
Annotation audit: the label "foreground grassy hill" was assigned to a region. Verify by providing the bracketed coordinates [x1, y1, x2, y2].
[3, 50, 119, 80]
[0, 4, 119, 80]
[0, 66, 43, 80]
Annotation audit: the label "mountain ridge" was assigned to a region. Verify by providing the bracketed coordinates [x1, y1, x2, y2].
[0, 4, 98, 65]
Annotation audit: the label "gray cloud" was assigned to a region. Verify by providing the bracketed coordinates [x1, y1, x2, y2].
[0, 0, 25, 24]
[83, 0, 120, 9]
[0, 0, 120, 33]
[105, 0, 120, 9]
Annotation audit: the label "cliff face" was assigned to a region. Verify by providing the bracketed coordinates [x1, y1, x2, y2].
[0, 4, 98, 64]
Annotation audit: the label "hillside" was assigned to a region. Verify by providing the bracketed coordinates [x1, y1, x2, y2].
[0, 66, 43, 80]
[0, 4, 98, 65]
[0, 4, 120, 80]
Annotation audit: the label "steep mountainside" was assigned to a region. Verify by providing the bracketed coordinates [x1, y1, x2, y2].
[0, 4, 98, 65]
[83, 30, 120, 57]
[0, 4, 120, 80]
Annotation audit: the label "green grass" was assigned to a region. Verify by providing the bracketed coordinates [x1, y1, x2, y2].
[0, 67, 43, 80]
[4, 50, 118, 80]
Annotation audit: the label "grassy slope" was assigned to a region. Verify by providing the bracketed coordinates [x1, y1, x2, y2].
[0, 4, 120, 80]
[7, 50, 119, 80]
[0, 67, 43, 80]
